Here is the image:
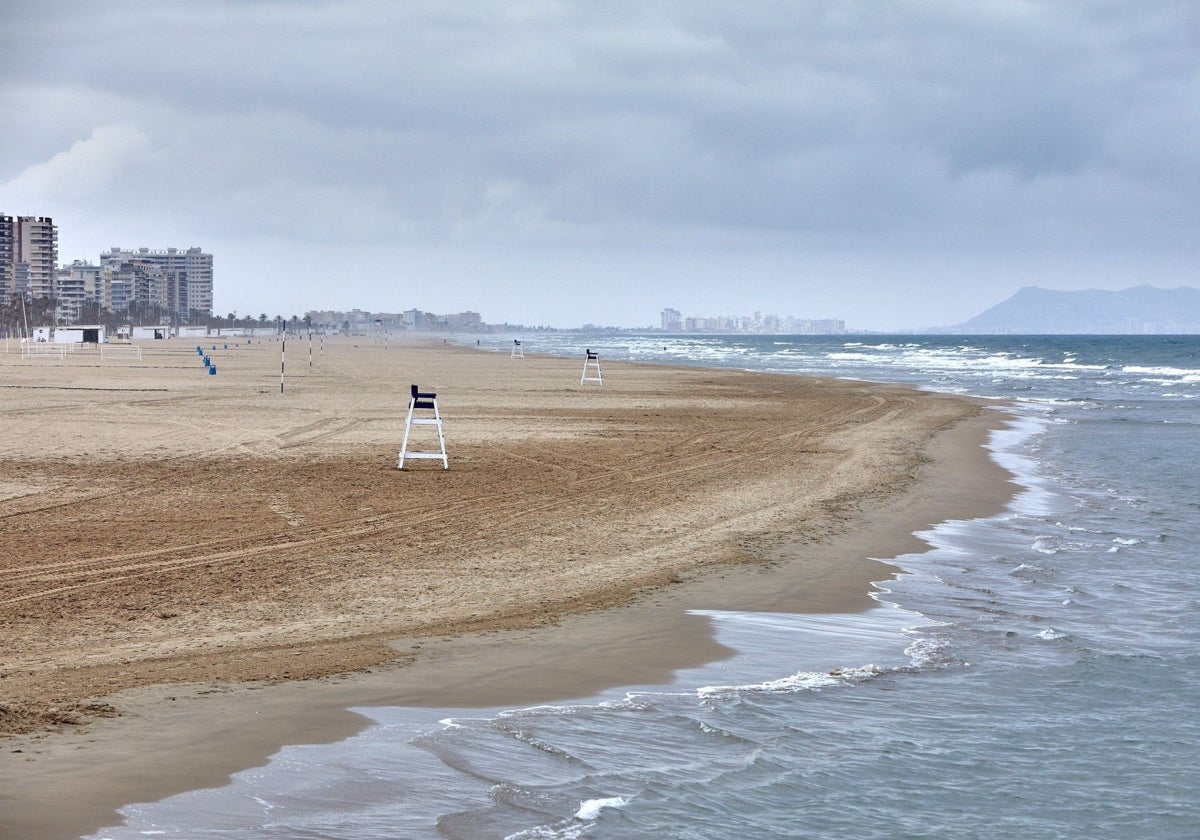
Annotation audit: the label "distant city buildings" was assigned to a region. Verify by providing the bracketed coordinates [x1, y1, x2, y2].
[660, 307, 845, 335]
[3, 209, 848, 337]
[99, 246, 214, 322]
[1, 211, 215, 326]
[304, 306, 845, 337]
[307, 308, 484, 334]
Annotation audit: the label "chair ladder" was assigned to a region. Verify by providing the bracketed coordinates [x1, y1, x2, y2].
[511, 339, 524, 359]
[398, 384, 448, 469]
[581, 349, 603, 385]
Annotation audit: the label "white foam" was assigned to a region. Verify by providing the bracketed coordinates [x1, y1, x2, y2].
[1122, 364, 1200, 378]
[904, 636, 963, 669]
[697, 665, 882, 699]
[574, 796, 629, 820]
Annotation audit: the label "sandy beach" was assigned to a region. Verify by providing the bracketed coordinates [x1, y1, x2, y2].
[0, 336, 1012, 839]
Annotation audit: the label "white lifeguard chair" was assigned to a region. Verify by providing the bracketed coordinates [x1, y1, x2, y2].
[581, 348, 603, 386]
[511, 339, 524, 359]
[398, 384, 448, 469]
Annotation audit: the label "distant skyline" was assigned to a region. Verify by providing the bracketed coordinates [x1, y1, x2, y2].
[3, 2, 1198, 331]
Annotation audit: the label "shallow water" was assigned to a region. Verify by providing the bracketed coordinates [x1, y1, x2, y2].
[92, 335, 1200, 839]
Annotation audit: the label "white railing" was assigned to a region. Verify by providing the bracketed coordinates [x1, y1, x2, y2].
[20, 342, 69, 359]
[100, 344, 143, 361]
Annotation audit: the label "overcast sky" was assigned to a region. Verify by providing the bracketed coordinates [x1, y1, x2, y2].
[2, 1, 1197, 330]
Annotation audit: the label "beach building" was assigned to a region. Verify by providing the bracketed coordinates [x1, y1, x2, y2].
[53, 324, 106, 344]
[403, 308, 428, 329]
[28, 324, 105, 344]
[131, 325, 171, 340]
[444, 310, 483, 329]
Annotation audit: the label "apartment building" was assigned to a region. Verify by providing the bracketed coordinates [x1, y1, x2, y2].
[53, 261, 100, 323]
[100, 246, 213, 319]
[0, 214, 58, 305]
[0, 216, 12, 304]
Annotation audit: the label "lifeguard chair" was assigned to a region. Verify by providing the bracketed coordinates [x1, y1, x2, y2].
[581, 348, 603, 386]
[511, 339, 524, 359]
[398, 384, 448, 469]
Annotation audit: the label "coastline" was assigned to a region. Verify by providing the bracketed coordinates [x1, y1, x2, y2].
[0, 338, 1014, 839]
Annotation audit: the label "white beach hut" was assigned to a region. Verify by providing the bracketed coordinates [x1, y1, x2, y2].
[55, 325, 107, 344]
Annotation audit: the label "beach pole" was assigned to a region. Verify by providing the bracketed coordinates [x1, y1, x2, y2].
[308, 327, 313, 370]
[280, 337, 286, 394]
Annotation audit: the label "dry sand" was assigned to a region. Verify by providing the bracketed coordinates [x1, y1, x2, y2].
[0, 335, 1012, 839]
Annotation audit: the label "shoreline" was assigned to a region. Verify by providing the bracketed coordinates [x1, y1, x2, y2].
[0, 340, 1014, 839]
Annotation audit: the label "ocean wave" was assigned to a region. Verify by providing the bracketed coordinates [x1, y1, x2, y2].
[1058, 523, 1105, 533]
[697, 665, 883, 700]
[495, 722, 587, 763]
[904, 636, 966, 669]
[575, 796, 629, 820]
[1032, 537, 1060, 555]
[1122, 364, 1200, 378]
[503, 796, 631, 840]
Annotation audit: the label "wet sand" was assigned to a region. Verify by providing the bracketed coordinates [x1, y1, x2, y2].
[0, 336, 1012, 839]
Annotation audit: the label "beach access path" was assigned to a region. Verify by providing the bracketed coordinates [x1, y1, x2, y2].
[0, 336, 1012, 839]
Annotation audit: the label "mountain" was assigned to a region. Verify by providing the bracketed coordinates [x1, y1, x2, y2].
[929, 285, 1200, 334]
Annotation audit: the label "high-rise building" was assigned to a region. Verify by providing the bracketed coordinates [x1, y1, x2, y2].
[0, 215, 58, 305]
[102, 259, 165, 316]
[0, 215, 13, 305]
[100, 246, 213, 319]
[661, 307, 682, 331]
[54, 261, 102, 323]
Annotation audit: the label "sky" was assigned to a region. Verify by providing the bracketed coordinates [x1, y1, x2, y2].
[1, 1, 1197, 331]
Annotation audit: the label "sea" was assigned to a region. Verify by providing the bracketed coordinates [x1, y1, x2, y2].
[90, 334, 1200, 840]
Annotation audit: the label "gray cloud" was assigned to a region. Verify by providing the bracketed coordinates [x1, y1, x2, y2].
[1, 0, 1197, 328]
